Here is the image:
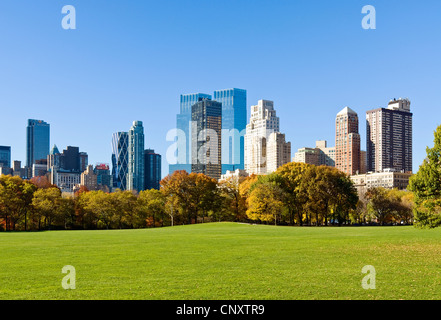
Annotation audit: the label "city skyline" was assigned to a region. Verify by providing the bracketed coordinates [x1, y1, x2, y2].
[1, 1, 440, 177]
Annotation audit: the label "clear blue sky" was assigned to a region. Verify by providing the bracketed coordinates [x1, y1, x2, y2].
[0, 0, 440, 177]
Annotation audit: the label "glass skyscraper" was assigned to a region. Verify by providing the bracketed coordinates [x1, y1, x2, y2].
[0, 146, 11, 168]
[127, 121, 145, 192]
[111, 132, 129, 190]
[214, 88, 247, 173]
[170, 93, 212, 175]
[170, 89, 247, 176]
[144, 149, 161, 190]
[191, 98, 222, 180]
[26, 119, 50, 169]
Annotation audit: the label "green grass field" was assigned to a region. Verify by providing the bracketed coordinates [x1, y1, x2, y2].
[1, 222, 441, 300]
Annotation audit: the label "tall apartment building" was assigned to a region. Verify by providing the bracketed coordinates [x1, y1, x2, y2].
[27, 119, 50, 177]
[144, 149, 161, 190]
[335, 107, 361, 175]
[127, 121, 145, 192]
[191, 98, 222, 180]
[111, 132, 129, 190]
[366, 98, 413, 173]
[244, 100, 290, 175]
[213, 88, 247, 173]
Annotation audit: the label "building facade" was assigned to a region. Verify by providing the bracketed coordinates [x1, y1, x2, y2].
[366, 98, 413, 173]
[144, 149, 161, 190]
[127, 121, 145, 192]
[335, 107, 361, 175]
[191, 98, 222, 180]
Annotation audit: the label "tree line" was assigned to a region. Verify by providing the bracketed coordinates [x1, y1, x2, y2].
[0, 160, 416, 231]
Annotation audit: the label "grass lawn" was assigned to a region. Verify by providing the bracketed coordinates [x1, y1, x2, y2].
[0, 222, 440, 300]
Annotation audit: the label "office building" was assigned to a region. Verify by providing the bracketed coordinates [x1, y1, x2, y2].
[366, 98, 413, 173]
[26, 119, 50, 169]
[244, 100, 290, 175]
[127, 121, 145, 192]
[79, 152, 88, 172]
[335, 107, 361, 175]
[213, 88, 247, 173]
[0, 146, 11, 169]
[191, 98, 222, 180]
[111, 132, 129, 190]
[170, 93, 212, 175]
[94, 163, 111, 192]
[144, 149, 161, 190]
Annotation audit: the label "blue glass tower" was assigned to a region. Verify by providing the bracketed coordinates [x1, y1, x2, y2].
[111, 132, 129, 190]
[213, 88, 247, 173]
[26, 119, 50, 168]
[170, 93, 211, 175]
[0, 146, 11, 168]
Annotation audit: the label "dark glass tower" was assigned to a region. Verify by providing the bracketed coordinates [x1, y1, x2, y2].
[191, 98, 222, 180]
[170, 93, 212, 175]
[0, 146, 11, 168]
[111, 132, 129, 190]
[144, 149, 161, 190]
[213, 88, 247, 173]
[26, 119, 50, 169]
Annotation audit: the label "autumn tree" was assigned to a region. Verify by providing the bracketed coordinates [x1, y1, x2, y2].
[276, 162, 312, 225]
[0, 175, 37, 231]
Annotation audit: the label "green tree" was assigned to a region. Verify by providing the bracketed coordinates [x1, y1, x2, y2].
[408, 125, 441, 228]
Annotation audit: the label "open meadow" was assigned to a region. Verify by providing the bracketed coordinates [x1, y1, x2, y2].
[1, 222, 440, 300]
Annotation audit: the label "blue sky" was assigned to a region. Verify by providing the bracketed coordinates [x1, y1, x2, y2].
[0, 0, 440, 177]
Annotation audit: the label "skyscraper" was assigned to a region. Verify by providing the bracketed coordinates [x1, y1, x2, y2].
[213, 88, 247, 174]
[245, 100, 290, 175]
[0, 146, 11, 169]
[127, 121, 145, 192]
[170, 93, 212, 175]
[26, 119, 50, 170]
[335, 107, 361, 175]
[111, 132, 129, 190]
[191, 98, 222, 180]
[144, 149, 161, 190]
[366, 98, 413, 173]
